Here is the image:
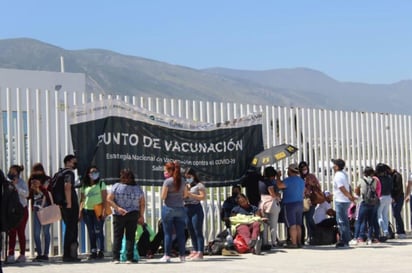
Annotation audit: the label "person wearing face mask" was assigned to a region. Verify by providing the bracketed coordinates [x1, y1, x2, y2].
[298, 161, 324, 245]
[79, 165, 108, 260]
[184, 168, 206, 260]
[28, 173, 52, 262]
[6, 165, 29, 263]
[60, 154, 81, 262]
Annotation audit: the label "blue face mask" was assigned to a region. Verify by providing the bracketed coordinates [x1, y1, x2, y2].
[89, 172, 100, 181]
[186, 178, 194, 183]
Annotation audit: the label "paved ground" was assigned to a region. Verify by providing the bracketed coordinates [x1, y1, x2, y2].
[3, 238, 412, 273]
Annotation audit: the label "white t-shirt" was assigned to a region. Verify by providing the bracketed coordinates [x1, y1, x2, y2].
[333, 171, 350, 203]
[313, 201, 332, 224]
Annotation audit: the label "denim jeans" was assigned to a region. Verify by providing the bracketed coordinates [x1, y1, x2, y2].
[162, 206, 186, 257]
[335, 201, 351, 244]
[391, 196, 405, 234]
[378, 195, 392, 235]
[303, 205, 316, 242]
[185, 204, 205, 252]
[83, 209, 105, 252]
[33, 207, 51, 256]
[356, 202, 380, 240]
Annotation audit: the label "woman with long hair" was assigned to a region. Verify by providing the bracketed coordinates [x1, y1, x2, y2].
[79, 165, 108, 259]
[7, 165, 29, 263]
[184, 168, 206, 260]
[28, 171, 52, 262]
[160, 161, 188, 263]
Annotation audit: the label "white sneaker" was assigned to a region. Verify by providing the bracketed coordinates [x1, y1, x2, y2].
[160, 255, 171, 263]
[349, 239, 358, 246]
[16, 255, 26, 263]
[7, 255, 15, 263]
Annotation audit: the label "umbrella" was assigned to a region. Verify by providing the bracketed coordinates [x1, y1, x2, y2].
[250, 143, 298, 168]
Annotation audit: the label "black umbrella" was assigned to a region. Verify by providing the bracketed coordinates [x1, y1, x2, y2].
[250, 143, 298, 167]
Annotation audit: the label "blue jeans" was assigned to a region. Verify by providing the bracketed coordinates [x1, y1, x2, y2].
[335, 201, 351, 244]
[83, 209, 105, 252]
[356, 202, 380, 240]
[303, 205, 316, 242]
[33, 208, 51, 256]
[378, 195, 392, 235]
[185, 204, 205, 252]
[162, 206, 186, 256]
[392, 196, 405, 234]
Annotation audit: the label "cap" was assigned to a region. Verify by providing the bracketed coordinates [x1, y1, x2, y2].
[288, 163, 299, 173]
[331, 158, 345, 170]
[324, 190, 332, 198]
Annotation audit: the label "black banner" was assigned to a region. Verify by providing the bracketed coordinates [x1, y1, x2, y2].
[69, 101, 263, 187]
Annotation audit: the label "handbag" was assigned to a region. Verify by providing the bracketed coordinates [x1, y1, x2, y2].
[37, 192, 61, 225]
[303, 198, 311, 212]
[94, 203, 112, 217]
[93, 180, 113, 217]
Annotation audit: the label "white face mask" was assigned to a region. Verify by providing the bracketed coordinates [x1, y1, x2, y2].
[89, 172, 100, 181]
[186, 178, 194, 183]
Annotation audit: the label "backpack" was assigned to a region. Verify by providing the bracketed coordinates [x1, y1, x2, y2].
[363, 178, 379, 205]
[48, 168, 71, 206]
[1, 175, 25, 231]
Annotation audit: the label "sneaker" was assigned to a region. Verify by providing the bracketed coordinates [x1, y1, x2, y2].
[179, 256, 186, 262]
[397, 233, 407, 239]
[349, 239, 358, 246]
[379, 236, 388, 242]
[87, 252, 98, 260]
[335, 242, 349, 248]
[112, 259, 120, 264]
[16, 255, 26, 263]
[39, 255, 49, 261]
[32, 256, 42, 262]
[160, 255, 171, 263]
[97, 251, 104, 259]
[126, 259, 138, 264]
[7, 255, 15, 263]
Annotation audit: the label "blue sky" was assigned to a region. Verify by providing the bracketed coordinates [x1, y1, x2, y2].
[1, 0, 411, 83]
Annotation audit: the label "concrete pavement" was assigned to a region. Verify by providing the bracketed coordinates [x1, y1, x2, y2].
[3, 238, 412, 273]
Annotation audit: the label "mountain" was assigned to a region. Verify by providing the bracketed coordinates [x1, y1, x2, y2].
[0, 38, 411, 115]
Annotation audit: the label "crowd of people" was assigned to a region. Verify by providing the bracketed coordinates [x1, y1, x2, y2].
[0, 155, 411, 269]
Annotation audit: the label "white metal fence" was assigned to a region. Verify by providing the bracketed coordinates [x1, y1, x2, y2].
[1, 87, 412, 256]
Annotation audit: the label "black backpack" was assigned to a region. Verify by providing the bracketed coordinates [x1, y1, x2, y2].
[1, 172, 25, 232]
[363, 178, 379, 205]
[48, 168, 71, 206]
